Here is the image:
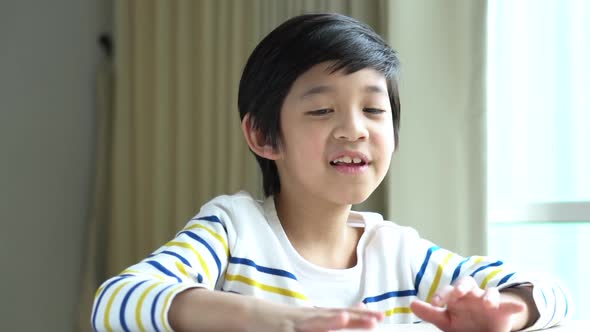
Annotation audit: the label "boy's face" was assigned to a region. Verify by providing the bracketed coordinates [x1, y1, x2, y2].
[275, 62, 395, 205]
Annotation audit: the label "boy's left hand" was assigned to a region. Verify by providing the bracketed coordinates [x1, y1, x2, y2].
[410, 276, 528, 332]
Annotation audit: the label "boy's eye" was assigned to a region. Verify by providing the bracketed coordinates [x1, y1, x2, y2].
[306, 109, 333, 116]
[364, 108, 386, 114]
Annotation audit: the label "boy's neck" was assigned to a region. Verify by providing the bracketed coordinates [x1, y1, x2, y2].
[274, 191, 363, 269]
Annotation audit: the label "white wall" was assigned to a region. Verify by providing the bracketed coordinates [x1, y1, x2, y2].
[0, 0, 110, 330]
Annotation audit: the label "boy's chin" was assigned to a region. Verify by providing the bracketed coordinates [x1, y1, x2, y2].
[333, 189, 374, 206]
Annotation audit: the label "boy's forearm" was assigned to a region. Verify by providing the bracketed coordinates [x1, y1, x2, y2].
[169, 288, 291, 332]
[500, 286, 539, 331]
[169, 288, 254, 332]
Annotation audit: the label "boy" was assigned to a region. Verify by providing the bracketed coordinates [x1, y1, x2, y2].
[92, 13, 571, 332]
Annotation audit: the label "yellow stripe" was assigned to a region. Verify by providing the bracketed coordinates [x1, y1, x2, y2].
[225, 274, 308, 300]
[104, 280, 133, 332]
[186, 224, 229, 255]
[94, 284, 106, 301]
[121, 269, 166, 281]
[165, 241, 212, 284]
[426, 252, 454, 303]
[160, 284, 188, 332]
[135, 282, 162, 332]
[480, 268, 503, 289]
[474, 256, 484, 264]
[175, 261, 190, 279]
[385, 307, 412, 316]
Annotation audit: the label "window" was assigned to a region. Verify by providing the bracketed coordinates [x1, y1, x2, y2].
[486, 0, 590, 319]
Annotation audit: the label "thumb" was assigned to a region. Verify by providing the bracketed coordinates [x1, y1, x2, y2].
[410, 300, 449, 329]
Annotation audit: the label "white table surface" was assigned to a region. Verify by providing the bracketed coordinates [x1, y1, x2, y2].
[340, 321, 588, 331]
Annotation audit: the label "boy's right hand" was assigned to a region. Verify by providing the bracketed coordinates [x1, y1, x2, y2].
[253, 302, 384, 332]
[169, 288, 384, 332]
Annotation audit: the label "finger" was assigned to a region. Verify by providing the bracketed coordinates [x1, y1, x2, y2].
[337, 315, 378, 330]
[434, 276, 481, 307]
[296, 310, 378, 332]
[431, 284, 454, 307]
[482, 287, 501, 310]
[352, 302, 366, 309]
[296, 311, 349, 332]
[410, 299, 450, 330]
[329, 307, 384, 321]
[452, 276, 481, 296]
[448, 276, 484, 304]
[498, 298, 526, 315]
[431, 276, 483, 307]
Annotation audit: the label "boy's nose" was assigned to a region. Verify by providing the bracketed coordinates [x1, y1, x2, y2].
[333, 112, 368, 141]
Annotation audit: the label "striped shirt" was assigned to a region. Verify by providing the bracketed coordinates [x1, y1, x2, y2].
[91, 191, 572, 331]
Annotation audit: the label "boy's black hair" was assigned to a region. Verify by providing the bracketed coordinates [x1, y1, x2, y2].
[238, 13, 401, 197]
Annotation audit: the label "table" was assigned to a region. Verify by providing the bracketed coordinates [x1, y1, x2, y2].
[340, 321, 589, 331]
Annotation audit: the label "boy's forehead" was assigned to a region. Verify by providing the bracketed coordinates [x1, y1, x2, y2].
[291, 62, 388, 97]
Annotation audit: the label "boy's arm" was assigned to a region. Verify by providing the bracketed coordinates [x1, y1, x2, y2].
[410, 276, 539, 331]
[168, 288, 384, 332]
[91, 207, 232, 331]
[408, 232, 571, 331]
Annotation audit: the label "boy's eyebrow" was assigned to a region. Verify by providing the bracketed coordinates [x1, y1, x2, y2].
[300, 85, 334, 99]
[299, 84, 387, 99]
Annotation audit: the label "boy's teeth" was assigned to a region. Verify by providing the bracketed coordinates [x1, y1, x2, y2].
[332, 156, 364, 164]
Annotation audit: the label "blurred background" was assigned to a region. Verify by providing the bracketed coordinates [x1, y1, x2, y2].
[0, 0, 587, 331]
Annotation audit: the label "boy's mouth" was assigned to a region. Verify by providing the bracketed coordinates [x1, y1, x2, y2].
[329, 156, 367, 166]
[328, 152, 370, 174]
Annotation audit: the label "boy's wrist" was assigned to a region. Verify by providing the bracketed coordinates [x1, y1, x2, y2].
[500, 286, 539, 331]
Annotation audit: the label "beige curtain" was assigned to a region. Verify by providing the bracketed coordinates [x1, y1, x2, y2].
[79, 0, 487, 329]
[382, 0, 488, 256]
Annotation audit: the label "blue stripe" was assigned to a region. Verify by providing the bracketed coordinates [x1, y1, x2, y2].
[543, 288, 558, 329]
[120, 280, 148, 332]
[197, 274, 203, 283]
[497, 272, 515, 286]
[558, 285, 569, 317]
[192, 215, 226, 230]
[541, 288, 547, 305]
[179, 231, 222, 280]
[415, 246, 439, 291]
[229, 257, 298, 280]
[146, 260, 182, 283]
[158, 250, 193, 267]
[362, 289, 417, 304]
[222, 288, 242, 295]
[150, 284, 175, 332]
[470, 260, 503, 277]
[91, 274, 132, 331]
[451, 257, 471, 283]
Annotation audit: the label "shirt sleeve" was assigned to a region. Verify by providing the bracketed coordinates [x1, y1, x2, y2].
[409, 232, 573, 330]
[90, 197, 235, 332]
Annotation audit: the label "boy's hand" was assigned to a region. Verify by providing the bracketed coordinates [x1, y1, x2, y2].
[251, 302, 384, 332]
[170, 288, 384, 332]
[410, 276, 531, 332]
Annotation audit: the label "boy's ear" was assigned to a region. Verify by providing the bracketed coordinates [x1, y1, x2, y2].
[241, 113, 281, 160]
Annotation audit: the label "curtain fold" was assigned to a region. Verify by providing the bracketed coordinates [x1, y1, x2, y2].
[79, 1, 487, 329]
[78, 59, 113, 331]
[382, 0, 488, 255]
